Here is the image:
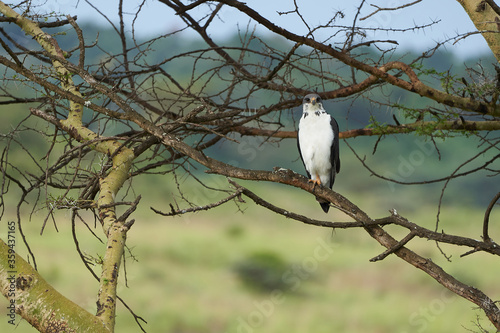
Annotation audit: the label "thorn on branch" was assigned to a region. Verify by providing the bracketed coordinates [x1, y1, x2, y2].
[360, 1, 422, 21]
[460, 247, 482, 258]
[343, 39, 399, 52]
[151, 188, 244, 216]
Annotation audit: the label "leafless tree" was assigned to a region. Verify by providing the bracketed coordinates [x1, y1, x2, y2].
[0, 0, 499, 332]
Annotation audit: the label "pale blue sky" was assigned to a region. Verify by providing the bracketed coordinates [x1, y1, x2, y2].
[43, 0, 491, 58]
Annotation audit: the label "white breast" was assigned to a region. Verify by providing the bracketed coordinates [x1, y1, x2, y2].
[298, 112, 334, 186]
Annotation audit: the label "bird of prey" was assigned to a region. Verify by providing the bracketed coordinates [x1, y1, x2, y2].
[297, 93, 340, 213]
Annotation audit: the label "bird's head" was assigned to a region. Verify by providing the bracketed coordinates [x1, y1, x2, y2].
[302, 93, 323, 112]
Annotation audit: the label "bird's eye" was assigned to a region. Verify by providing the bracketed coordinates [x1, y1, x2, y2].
[316, 97, 322, 102]
[304, 97, 310, 102]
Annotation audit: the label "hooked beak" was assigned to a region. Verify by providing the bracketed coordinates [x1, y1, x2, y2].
[310, 97, 317, 105]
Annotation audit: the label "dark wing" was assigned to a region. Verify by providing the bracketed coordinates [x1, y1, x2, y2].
[329, 116, 340, 188]
[297, 127, 311, 179]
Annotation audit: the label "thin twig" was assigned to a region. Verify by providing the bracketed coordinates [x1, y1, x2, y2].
[360, 0, 422, 21]
[115, 195, 142, 224]
[483, 191, 500, 242]
[151, 187, 244, 216]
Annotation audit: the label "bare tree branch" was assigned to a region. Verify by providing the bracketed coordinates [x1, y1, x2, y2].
[483, 191, 500, 242]
[360, 0, 422, 21]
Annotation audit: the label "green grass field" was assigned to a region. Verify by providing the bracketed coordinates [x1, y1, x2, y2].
[0, 181, 498, 333]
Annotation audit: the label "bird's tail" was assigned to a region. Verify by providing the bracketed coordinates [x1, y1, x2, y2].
[317, 198, 330, 213]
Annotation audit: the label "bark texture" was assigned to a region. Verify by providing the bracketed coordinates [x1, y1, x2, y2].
[459, 0, 500, 62]
[0, 239, 110, 332]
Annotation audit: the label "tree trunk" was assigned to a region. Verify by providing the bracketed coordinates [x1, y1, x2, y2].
[0, 238, 111, 333]
[458, 0, 500, 62]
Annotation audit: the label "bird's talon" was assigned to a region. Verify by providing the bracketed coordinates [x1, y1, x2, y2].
[308, 179, 322, 189]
